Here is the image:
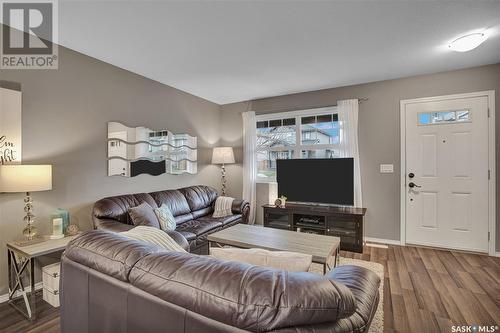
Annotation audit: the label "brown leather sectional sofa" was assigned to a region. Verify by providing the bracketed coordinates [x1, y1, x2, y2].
[61, 230, 381, 333]
[92, 185, 250, 254]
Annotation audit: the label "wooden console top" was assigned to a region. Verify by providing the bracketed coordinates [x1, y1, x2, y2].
[262, 203, 367, 216]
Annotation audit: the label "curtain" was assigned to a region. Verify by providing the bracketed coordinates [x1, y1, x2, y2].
[242, 111, 257, 224]
[337, 99, 362, 207]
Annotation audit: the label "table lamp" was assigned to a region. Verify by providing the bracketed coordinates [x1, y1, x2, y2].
[212, 147, 235, 196]
[0, 165, 52, 240]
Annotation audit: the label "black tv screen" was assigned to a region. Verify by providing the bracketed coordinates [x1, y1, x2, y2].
[277, 158, 354, 206]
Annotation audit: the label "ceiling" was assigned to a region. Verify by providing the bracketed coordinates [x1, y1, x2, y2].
[58, 1, 500, 104]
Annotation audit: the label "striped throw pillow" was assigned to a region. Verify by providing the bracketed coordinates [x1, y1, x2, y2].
[154, 204, 177, 231]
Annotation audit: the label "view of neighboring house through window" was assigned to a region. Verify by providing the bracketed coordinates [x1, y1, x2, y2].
[256, 108, 340, 181]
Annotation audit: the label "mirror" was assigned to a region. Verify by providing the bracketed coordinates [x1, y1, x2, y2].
[107, 122, 197, 177]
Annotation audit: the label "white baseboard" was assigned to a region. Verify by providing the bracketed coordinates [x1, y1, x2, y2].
[0, 282, 43, 304]
[364, 237, 401, 246]
[364, 238, 500, 256]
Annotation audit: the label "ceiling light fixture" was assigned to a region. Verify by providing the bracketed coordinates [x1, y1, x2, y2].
[448, 33, 488, 52]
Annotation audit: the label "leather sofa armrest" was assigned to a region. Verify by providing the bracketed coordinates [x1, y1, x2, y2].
[231, 199, 250, 224]
[93, 218, 134, 233]
[327, 264, 380, 295]
[327, 265, 381, 330]
[165, 229, 190, 252]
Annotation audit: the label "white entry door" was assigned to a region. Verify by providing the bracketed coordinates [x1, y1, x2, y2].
[404, 94, 490, 252]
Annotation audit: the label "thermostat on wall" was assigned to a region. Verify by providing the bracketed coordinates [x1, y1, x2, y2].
[380, 164, 394, 173]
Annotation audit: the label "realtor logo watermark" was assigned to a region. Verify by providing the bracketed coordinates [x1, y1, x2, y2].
[451, 325, 499, 333]
[0, 0, 58, 69]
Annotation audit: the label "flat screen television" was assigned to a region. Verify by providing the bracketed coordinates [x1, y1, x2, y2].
[276, 158, 354, 206]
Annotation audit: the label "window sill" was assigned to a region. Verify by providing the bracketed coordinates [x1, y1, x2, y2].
[256, 180, 278, 184]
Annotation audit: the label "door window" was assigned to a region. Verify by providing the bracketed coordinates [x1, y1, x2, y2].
[418, 109, 470, 125]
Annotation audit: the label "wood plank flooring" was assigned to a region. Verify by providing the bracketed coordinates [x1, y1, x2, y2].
[0, 291, 59, 333]
[342, 244, 500, 333]
[0, 244, 499, 333]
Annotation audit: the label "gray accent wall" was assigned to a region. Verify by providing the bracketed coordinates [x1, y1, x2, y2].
[220, 63, 500, 251]
[0, 46, 222, 295]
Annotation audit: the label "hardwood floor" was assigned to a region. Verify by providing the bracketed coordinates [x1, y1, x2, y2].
[0, 291, 59, 333]
[342, 244, 500, 333]
[0, 244, 499, 333]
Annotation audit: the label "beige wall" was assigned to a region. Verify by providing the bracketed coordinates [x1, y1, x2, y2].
[221, 63, 500, 250]
[0, 46, 223, 295]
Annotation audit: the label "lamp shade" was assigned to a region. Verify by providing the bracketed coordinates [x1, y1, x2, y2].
[212, 147, 235, 164]
[0, 165, 52, 193]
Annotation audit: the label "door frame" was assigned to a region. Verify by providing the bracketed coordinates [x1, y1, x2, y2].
[400, 90, 496, 255]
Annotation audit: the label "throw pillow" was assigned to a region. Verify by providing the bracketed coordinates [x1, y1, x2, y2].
[210, 247, 312, 272]
[154, 204, 177, 231]
[128, 202, 160, 229]
[121, 226, 186, 252]
[212, 196, 234, 218]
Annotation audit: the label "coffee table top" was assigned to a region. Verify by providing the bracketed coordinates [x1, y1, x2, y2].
[207, 224, 340, 264]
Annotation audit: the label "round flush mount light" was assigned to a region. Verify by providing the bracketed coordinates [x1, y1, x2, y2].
[448, 33, 488, 52]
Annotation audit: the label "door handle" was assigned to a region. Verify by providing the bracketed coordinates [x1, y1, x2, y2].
[408, 182, 421, 188]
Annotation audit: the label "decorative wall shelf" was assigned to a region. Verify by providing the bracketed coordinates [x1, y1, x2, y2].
[107, 122, 197, 177]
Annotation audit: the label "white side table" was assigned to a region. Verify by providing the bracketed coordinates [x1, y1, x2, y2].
[6, 234, 79, 320]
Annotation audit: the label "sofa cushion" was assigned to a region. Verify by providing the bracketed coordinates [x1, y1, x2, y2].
[93, 193, 157, 224]
[174, 212, 194, 225]
[195, 214, 241, 226]
[128, 202, 161, 228]
[176, 230, 196, 242]
[129, 251, 356, 332]
[191, 206, 213, 219]
[150, 190, 191, 217]
[176, 220, 222, 237]
[179, 186, 218, 212]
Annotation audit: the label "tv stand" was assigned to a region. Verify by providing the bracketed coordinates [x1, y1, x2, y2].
[263, 203, 366, 253]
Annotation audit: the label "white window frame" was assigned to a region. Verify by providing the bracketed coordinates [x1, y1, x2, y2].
[256, 106, 340, 182]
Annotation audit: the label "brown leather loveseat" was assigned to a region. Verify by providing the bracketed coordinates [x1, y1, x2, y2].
[61, 230, 381, 333]
[92, 185, 250, 254]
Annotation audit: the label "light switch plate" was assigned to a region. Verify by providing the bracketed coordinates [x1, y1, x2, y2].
[380, 164, 394, 173]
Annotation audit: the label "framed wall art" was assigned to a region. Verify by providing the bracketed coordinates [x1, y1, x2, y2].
[0, 87, 22, 165]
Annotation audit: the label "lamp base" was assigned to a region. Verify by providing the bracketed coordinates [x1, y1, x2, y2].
[22, 192, 38, 240]
[13, 237, 44, 247]
[221, 164, 227, 196]
[22, 224, 38, 240]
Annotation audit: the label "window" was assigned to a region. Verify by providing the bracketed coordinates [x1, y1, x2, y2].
[418, 109, 471, 125]
[256, 108, 340, 181]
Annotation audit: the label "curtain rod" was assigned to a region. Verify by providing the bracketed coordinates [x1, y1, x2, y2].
[252, 97, 369, 115]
